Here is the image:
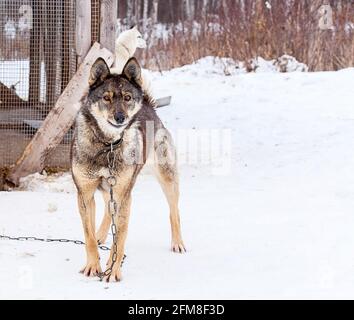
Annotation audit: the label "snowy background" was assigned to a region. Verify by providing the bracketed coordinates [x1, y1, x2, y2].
[1, 57, 354, 299]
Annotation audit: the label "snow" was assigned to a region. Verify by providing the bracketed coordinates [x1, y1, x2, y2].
[117, 20, 223, 46]
[18, 172, 75, 194]
[18, 5, 33, 32]
[0, 60, 46, 102]
[150, 55, 308, 79]
[4, 20, 16, 40]
[1, 58, 354, 299]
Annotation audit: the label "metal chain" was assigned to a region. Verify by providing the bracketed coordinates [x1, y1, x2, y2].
[0, 234, 110, 251]
[97, 144, 121, 281]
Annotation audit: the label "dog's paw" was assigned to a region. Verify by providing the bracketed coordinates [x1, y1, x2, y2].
[96, 230, 108, 245]
[103, 268, 122, 283]
[172, 240, 186, 254]
[80, 261, 102, 277]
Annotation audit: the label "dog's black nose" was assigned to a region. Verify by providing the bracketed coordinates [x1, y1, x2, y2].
[115, 112, 125, 124]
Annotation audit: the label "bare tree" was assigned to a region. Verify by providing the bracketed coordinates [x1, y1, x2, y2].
[142, 0, 148, 29]
[152, 0, 159, 24]
[221, 0, 228, 18]
[201, 0, 208, 18]
[134, 0, 140, 25]
[185, 0, 195, 21]
[126, 0, 134, 26]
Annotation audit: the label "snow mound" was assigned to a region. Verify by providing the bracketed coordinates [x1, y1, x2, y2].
[273, 55, 309, 73]
[163, 55, 308, 78]
[18, 172, 75, 193]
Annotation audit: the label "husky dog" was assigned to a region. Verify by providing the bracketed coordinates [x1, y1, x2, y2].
[111, 26, 147, 75]
[111, 26, 152, 95]
[71, 57, 185, 282]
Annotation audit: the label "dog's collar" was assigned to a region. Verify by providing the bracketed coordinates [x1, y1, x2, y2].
[104, 137, 123, 149]
[92, 135, 124, 163]
[90, 122, 124, 150]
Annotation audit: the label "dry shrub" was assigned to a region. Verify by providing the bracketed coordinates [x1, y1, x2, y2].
[138, 0, 354, 72]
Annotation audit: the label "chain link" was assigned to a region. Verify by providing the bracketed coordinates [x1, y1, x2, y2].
[0, 234, 111, 251]
[97, 144, 121, 281]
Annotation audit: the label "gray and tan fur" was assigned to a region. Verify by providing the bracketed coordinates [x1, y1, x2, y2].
[71, 57, 185, 282]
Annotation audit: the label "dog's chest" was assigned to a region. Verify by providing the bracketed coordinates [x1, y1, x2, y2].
[90, 126, 145, 178]
[97, 167, 111, 179]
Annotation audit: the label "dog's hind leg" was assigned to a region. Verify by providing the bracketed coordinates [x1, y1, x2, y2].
[96, 190, 111, 245]
[73, 169, 101, 277]
[153, 131, 186, 253]
[155, 166, 186, 253]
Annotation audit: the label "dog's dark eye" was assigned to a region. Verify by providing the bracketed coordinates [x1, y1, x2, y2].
[124, 94, 132, 102]
[103, 94, 111, 102]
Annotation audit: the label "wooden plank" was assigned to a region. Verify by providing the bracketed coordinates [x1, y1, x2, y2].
[7, 43, 114, 186]
[100, 0, 117, 52]
[76, 0, 91, 65]
[155, 96, 172, 108]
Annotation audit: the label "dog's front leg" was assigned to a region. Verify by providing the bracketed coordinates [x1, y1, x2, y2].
[103, 194, 132, 282]
[73, 173, 101, 277]
[96, 190, 112, 245]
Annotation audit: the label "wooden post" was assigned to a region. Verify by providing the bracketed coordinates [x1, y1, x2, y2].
[7, 43, 114, 186]
[76, 0, 91, 65]
[28, 0, 42, 104]
[43, 0, 58, 107]
[100, 0, 117, 52]
[61, 0, 71, 93]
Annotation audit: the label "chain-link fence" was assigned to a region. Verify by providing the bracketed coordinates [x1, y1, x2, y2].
[0, 0, 77, 169]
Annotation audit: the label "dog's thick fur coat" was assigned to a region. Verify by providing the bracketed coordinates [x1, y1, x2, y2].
[111, 26, 146, 74]
[71, 58, 185, 282]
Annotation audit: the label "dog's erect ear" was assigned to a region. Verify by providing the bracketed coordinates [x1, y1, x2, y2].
[122, 57, 142, 87]
[89, 58, 110, 88]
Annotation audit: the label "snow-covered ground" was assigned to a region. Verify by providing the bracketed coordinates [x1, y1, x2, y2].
[1, 58, 354, 299]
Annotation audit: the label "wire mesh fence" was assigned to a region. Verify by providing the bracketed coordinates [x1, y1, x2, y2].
[0, 0, 76, 169]
[91, 0, 100, 44]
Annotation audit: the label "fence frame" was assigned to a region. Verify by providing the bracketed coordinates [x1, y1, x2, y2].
[1, 0, 118, 188]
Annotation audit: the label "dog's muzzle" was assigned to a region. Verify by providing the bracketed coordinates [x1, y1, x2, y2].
[114, 112, 125, 124]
